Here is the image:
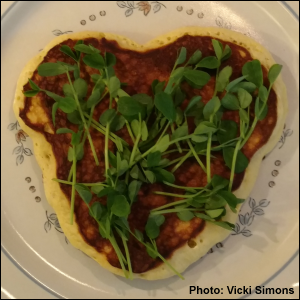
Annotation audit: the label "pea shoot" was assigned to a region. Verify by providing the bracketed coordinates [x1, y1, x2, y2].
[23, 37, 282, 279]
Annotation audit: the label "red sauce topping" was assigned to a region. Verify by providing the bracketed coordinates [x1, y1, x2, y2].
[20, 35, 277, 273]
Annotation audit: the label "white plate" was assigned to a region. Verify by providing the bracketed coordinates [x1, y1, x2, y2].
[1, 1, 299, 299]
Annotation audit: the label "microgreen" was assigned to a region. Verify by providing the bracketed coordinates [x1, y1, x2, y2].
[154, 92, 176, 123]
[37, 62, 70, 76]
[196, 56, 220, 69]
[242, 59, 263, 88]
[25, 38, 283, 280]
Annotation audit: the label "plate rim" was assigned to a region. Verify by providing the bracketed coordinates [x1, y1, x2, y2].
[1, 1, 299, 298]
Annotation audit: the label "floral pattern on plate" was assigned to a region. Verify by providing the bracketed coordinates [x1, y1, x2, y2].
[117, 1, 166, 17]
[8, 121, 33, 165]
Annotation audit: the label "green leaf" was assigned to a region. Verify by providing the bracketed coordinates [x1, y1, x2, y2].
[73, 68, 80, 79]
[176, 107, 184, 125]
[111, 195, 130, 217]
[86, 90, 100, 108]
[147, 151, 161, 168]
[106, 65, 115, 79]
[152, 80, 165, 95]
[114, 217, 130, 231]
[91, 185, 104, 194]
[24, 90, 39, 97]
[63, 84, 73, 97]
[38, 63, 67, 76]
[75, 143, 84, 160]
[131, 119, 140, 138]
[118, 96, 144, 116]
[238, 88, 252, 109]
[130, 165, 146, 182]
[184, 70, 211, 88]
[28, 79, 40, 91]
[144, 242, 157, 258]
[91, 74, 102, 83]
[99, 109, 117, 126]
[90, 202, 105, 221]
[221, 93, 240, 110]
[242, 59, 263, 88]
[60, 45, 77, 61]
[108, 76, 120, 98]
[239, 108, 249, 123]
[217, 120, 238, 144]
[221, 45, 232, 61]
[74, 40, 84, 59]
[211, 174, 229, 189]
[75, 184, 92, 204]
[268, 64, 282, 85]
[172, 124, 188, 140]
[175, 47, 187, 65]
[258, 85, 268, 102]
[216, 66, 232, 92]
[169, 67, 185, 81]
[194, 212, 214, 221]
[203, 96, 221, 120]
[154, 134, 170, 153]
[191, 135, 208, 143]
[196, 56, 220, 69]
[118, 159, 129, 176]
[97, 187, 115, 198]
[128, 180, 142, 204]
[93, 77, 106, 95]
[230, 82, 257, 94]
[71, 130, 82, 146]
[223, 147, 249, 173]
[110, 114, 126, 132]
[209, 221, 235, 231]
[83, 53, 105, 69]
[132, 94, 153, 116]
[108, 150, 117, 168]
[145, 215, 165, 239]
[151, 215, 165, 226]
[56, 128, 74, 134]
[56, 61, 76, 70]
[174, 86, 186, 107]
[45, 91, 64, 102]
[105, 52, 116, 67]
[255, 98, 268, 120]
[135, 229, 144, 242]
[153, 168, 175, 183]
[117, 89, 130, 98]
[212, 39, 223, 60]
[194, 121, 217, 135]
[141, 121, 148, 141]
[158, 158, 170, 168]
[206, 208, 224, 219]
[225, 76, 248, 92]
[177, 210, 195, 222]
[187, 49, 202, 65]
[58, 97, 77, 113]
[73, 78, 88, 99]
[154, 92, 176, 123]
[52, 102, 59, 126]
[144, 170, 156, 183]
[205, 194, 227, 210]
[184, 96, 201, 115]
[67, 147, 74, 162]
[67, 111, 82, 125]
[218, 190, 239, 211]
[74, 44, 99, 54]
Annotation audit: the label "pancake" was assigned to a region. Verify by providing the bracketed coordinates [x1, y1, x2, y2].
[13, 27, 287, 280]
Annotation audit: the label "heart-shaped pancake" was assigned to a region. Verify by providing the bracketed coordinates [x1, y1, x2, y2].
[14, 27, 287, 280]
